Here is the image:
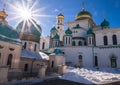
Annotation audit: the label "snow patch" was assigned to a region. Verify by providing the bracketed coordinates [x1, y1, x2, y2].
[61, 67, 120, 84]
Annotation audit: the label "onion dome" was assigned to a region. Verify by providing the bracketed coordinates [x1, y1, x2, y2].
[57, 13, 64, 19]
[0, 22, 21, 44]
[100, 19, 110, 28]
[87, 28, 94, 35]
[50, 26, 58, 33]
[16, 20, 42, 42]
[53, 33, 59, 40]
[76, 10, 92, 20]
[76, 3, 92, 20]
[65, 28, 72, 35]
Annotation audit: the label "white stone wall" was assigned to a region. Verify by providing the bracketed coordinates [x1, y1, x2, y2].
[66, 19, 89, 30]
[61, 46, 120, 68]
[0, 41, 22, 68]
[72, 28, 86, 37]
[22, 40, 39, 52]
[40, 36, 50, 50]
[95, 28, 120, 46]
[61, 46, 94, 67]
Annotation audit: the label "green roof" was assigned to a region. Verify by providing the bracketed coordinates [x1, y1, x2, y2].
[53, 33, 59, 40]
[51, 48, 63, 55]
[0, 23, 19, 39]
[100, 19, 110, 28]
[16, 20, 42, 38]
[87, 28, 94, 35]
[50, 26, 58, 33]
[65, 28, 72, 35]
[0, 22, 21, 45]
[73, 24, 82, 29]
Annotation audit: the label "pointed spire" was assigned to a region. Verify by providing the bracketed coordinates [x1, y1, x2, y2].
[82, 2, 85, 11]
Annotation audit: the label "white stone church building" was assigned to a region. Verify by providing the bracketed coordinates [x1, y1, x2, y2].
[40, 5, 120, 68]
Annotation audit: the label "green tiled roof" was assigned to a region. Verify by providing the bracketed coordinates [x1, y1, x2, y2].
[0, 23, 19, 39]
[65, 28, 72, 35]
[87, 28, 94, 35]
[53, 34, 59, 40]
[101, 19, 110, 28]
[50, 26, 58, 33]
[0, 22, 21, 45]
[16, 20, 42, 38]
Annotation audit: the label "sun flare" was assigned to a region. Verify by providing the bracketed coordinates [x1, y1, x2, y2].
[6, 0, 52, 33]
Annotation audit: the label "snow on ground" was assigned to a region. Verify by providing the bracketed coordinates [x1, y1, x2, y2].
[61, 67, 120, 84]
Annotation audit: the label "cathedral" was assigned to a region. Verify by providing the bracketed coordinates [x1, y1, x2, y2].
[40, 4, 120, 68]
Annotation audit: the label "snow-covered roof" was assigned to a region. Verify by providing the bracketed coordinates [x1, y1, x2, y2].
[21, 50, 49, 60]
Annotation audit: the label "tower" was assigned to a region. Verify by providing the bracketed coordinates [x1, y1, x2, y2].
[56, 13, 65, 41]
[63, 28, 72, 46]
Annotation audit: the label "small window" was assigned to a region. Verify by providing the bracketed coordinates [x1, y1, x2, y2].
[111, 56, 117, 68]
[112, 35, 117, 45]
[34, 44, 37, 51]
[103, 36, 108, 45]
[24, 64, 29, 71]
[72, 41, 75, 46]
[7, 54, 13, 68]
[42, 42, 45, 49]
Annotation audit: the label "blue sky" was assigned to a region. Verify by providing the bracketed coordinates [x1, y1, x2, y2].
[0, 0, 120, 36]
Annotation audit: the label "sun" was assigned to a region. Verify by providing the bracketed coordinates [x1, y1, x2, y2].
[18, 7, 32, 20]
[6, 0, 52, 33]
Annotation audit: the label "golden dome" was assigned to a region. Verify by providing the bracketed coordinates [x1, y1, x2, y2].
[0, 9, 8, 18]
[57, 13, 64, 19]
[76, 10, 92, 20]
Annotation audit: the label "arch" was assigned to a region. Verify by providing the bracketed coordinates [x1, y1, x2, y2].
[78, 55, 82, 67]
[7, 54, 13, 68]
[103, 36, 108, 45]
[112, 35, 117, 45]
[78, 41, 82, 46]
[42, 42, 45, 49]
[72, 41, 75, 46]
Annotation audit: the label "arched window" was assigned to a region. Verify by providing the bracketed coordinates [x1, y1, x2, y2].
[7, 54, 13, 68]
[42, 42, 45, 49]
[94, 56, 98, 67]
[78, 55, 82, 67]
[24, 42, 27, 49]
[111, 56, 117, 68]
[112, 35, 117, 45]
[34, 44, 37, 51]
[78, 41, 82, 46]
[72, 41, 75, 46]
[103, 36, 108, 45]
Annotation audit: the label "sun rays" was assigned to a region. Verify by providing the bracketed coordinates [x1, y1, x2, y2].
[6, 0, 52, 34]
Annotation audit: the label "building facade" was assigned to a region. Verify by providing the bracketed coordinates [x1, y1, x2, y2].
[40, 4, 120, 68]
